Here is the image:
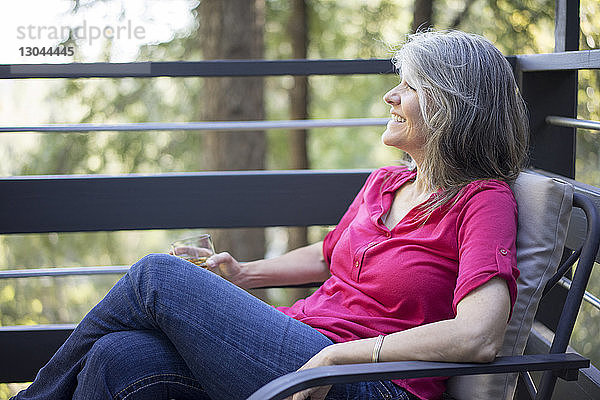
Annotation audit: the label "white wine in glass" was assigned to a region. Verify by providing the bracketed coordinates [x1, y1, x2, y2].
[170, 234, 215, 268]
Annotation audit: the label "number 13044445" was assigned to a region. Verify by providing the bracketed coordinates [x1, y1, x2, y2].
[19, 46, 74, 56]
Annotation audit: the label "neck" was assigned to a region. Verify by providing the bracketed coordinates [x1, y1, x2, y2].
[411, 162, 433, 196]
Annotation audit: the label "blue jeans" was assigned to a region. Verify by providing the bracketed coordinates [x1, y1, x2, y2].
[12, 254, 416, 400]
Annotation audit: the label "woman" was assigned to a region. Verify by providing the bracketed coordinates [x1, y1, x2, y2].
[13, 30, 528, 400]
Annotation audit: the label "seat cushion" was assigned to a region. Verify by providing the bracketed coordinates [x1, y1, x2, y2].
[446, 171, 573, 400]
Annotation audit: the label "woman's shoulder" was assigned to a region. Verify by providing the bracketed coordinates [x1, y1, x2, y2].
[458, 178, 516, 209]
[452, 179, 518, 234]
[464, 178, 513, 195]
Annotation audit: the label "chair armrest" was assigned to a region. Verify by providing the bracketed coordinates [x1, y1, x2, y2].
[246, 353, 589, 400]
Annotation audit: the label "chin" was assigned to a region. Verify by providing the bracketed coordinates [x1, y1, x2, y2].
[381, 130, 403, 148]
[381, 128, 392, 145]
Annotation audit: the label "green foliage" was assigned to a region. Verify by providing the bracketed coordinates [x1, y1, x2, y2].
[2, 1, 600, 397]
[307, 0, 401, 59]
[450, 0, 555, 54]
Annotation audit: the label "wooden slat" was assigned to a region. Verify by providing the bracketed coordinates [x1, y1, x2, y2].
[517, 49, 600, 72]
[554, 0, 581, 52]
[0, 323, 590, 387]
[2, 168, 598, 256]
[0, 170, 370, 234]
[0, 325, 76, 383]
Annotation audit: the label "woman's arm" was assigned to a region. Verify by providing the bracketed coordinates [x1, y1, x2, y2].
[330, 276, 509, 364]
[207, 171, 376, 290]
[291, 277, 510, 400]
[206, 241, 330, 289]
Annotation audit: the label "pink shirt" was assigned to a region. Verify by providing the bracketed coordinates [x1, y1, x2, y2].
[278, 166, 519, 400]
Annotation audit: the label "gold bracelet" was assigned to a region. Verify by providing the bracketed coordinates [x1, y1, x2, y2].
[371, 334, 385, 363]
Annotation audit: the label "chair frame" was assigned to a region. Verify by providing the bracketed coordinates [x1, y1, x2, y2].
[247, 192, 600, 400]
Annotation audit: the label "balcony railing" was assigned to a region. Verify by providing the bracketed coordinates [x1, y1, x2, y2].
[1, 0, 600, 395]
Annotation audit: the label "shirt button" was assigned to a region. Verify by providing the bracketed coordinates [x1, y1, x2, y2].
[499, 248, 508, 256]
[355, 261, 359, 268]
[386, 232, 391, 238]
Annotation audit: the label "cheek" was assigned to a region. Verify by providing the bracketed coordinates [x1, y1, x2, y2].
[406, 101, 424, 124]
[407, 106, 427, 139]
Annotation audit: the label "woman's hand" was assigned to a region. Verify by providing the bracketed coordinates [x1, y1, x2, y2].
[286, 346, 337, 400]
[205, 252, 246, 286]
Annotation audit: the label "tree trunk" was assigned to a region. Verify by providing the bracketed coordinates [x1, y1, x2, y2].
[288, 0, 309, 250]
[286, 0, 311, 304]
[198, 0, 268, 298]
[450, 0, 476, 29]
[411, 0, 434, 33]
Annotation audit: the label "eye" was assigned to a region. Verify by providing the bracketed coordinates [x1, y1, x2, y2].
[400, 79, 416, 91]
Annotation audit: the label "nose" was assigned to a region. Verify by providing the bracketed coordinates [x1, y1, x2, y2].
[384, 86, 401, 105]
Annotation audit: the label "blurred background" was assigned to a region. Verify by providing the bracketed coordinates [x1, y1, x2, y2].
[0, 0, 599, 397]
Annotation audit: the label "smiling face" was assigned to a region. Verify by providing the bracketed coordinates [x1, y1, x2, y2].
[381, 77, 427, 163]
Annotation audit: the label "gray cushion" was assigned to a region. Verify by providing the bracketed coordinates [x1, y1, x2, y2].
[446, 171, 573, 400]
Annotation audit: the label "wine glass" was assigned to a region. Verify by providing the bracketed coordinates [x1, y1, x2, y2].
[170, 234, 215, 268]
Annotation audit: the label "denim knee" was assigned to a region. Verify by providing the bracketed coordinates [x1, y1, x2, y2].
[129, 253, 194, 290]
[82, 331, 127, 376]
[127, 253, 214, 313]
[77, 331, 205, 400]
[133, 252, 208, 276]
[75, 332, 125, 396]
[131, 253, 180, 279]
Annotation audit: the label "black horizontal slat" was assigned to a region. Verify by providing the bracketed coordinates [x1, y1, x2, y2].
[0, 170, 370, 234]
[151, 59, 396, 77]
[0, 324, 588, 386]
[517, 49, 600, 72]
[0, 324, 76, 383]
[0, 59, 395, 79]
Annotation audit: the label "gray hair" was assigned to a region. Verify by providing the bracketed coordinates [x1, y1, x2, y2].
[392, 30, 529, 214]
